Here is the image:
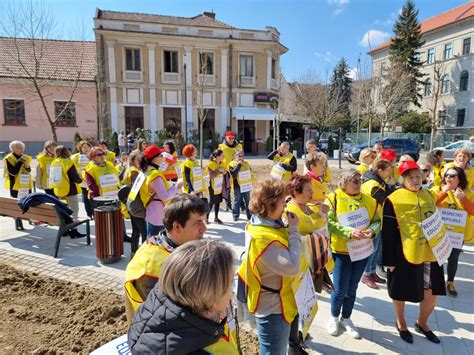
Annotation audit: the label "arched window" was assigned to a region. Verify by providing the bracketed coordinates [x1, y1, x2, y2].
[460, 71, 469, 91]
[424, 78, 432, 96]
[441, 75, 450, 94]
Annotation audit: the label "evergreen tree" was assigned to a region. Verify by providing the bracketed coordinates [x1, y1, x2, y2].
[389, 0, 424, 107]
[329, 57, 352, 115]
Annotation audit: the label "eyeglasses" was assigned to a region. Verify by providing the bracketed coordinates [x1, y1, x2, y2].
[349, 178, 362, 184]
[445, 173, 458, 179]
[422, 169, 429, 172]
[96, 153, 105, 157]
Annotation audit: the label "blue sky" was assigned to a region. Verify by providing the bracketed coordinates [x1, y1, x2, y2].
[2, 0, 468, 81]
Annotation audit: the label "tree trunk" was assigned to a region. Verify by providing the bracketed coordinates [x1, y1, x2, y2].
[199, 121, 204, 168]
[430, 125, 436, 151]
[368, 116, 372, 147]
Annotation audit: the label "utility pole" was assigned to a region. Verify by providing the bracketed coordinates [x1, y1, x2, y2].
[356, 54, 361, 145]
[184, 62, 188, 142]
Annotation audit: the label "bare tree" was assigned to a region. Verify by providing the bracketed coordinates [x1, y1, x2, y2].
[196, 52, 211, 167]
[1, 1, 90, 142]
[293, 70, 346, 142]
[424, 60, 447, 150]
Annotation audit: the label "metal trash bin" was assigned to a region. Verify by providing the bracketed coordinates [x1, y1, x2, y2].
[93, 196, 124, 264]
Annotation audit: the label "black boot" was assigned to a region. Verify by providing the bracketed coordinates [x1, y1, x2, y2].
[16, 218, 24, 231]
[69, 229, 86, 239]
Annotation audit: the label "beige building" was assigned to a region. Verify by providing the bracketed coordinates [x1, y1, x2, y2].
[369, 2, 473, 134]
[94, 9, 287, 153]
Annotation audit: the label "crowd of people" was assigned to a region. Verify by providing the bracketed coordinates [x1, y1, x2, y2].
[3, 133, 473, 354]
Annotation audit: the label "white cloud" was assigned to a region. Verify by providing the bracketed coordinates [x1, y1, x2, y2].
[334, 8, 344, 16]
[328, 0, 350, 5]
[315, 51, 336, 63]
[348, 67, 359, 80]
[359, 30, 391, 48]
[374, 10, 400, 27]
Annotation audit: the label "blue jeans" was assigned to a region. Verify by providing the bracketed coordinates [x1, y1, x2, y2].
[147, 223, 164, 237]
[81, 187, 94, 218]
[331, 253, 368, 319]
[233, 188, 251, 220]
[364, 234, 381, 275]
[255, 314, 291, 355]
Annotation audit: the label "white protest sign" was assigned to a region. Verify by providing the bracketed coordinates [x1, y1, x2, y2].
[49, 166, 62, 186]
[337, 207, 370, 229]
[175, 165, 182, 178]
[213, 176, 223, 194]
[193, 166, 202, 178]
[159, 163, 168, 171]
[78, 154, 89, 164]
[19, 174, 30, 185]
[446, 232, 464, 250]
[346, 238, 374, 262]
[238, 170, 251, 181]
[432, 233, 452, 266]
[439, 208, 468, 227]
[193, 178, 203, 192]
[294, 270, 318, 339]
[17, 188, 29, 199]
[270, 164, 285, 180]
[99, 174, 119, 188]
[90, 334, 130, 355]
[240, 182, 253, 193]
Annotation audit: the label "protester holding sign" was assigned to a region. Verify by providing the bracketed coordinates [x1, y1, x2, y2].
[206, 149, 226, 224]
[268, 141, 297, 182]
[124, 195, 208, 322]
[72, 141, 93, 218]
[360, 158, 394, 288]
[49, 146, 82, 217]
[237, 179, 301, 355]
[162, 141, 180, 181]
[218, 131, 242, 212]
[324, 169, 380, 339]
[36, 140, 57, 196]
[228, 149, 254, 221]
[382, 160, 447, 344]
[433, 166, 474, 297]
[181, 144, 205, 195]
[84, 147, 120, 202]
[4, 141, 32, 230]
[141, 145, 179, 236]
[128, 240, 238, 354]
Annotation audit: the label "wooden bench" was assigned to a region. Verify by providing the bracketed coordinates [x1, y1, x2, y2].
[0, 196, 91, 258]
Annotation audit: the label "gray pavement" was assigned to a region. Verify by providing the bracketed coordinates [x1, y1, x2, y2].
[0, 159, 472, 354]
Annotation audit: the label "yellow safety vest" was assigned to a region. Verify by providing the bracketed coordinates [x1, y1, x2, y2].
[4, 153, 32, 191]
[325, 189, 378, 254]
[218, 142, 243, 170]
[121, 166, 140, 186]
[139, 168, 171, 208]
[84, 161, 119, 198]
[432, 162, 446, 187]
[237, 224, 299, 324]
[181, 158, 205, 193]
[105, 150, 116, 164]
[49, 158, 80, 198]
[361, 178, 387, 217]
[357, 164, 370, 175]
[444, 162, 474, 193]
[228, 160, 253, 190]
[71, 153, 90, 188]
[163, 151, 179, 179]
[206, 161, 225, 195]
[392, 166, 400, 183]
[386, 188, 438, 264]
[203, 322, 239, 354]
[36, 152, 55, 187]
[272, 153, 295, 182]
[124, 242, 171, 314]
[431, 186, 473, 243]
[285, 201, 319, 235]
[307, 175, 330, 231]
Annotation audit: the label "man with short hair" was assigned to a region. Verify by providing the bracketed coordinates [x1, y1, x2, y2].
[267, 141, 297, 182]
[124, 194, 208, 322]
[218, 131, 242, 211]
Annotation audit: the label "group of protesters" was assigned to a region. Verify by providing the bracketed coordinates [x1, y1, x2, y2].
[3, 133, 473, 354]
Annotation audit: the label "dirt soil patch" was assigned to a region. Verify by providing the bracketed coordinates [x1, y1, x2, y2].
[0, 263, 259, 354]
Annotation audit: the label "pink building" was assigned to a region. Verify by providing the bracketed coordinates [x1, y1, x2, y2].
[0, 37, 97, 155]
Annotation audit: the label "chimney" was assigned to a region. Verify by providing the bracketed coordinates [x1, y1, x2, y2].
[203, 11, 216, 20]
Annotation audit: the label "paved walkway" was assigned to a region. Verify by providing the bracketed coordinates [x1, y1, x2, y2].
[0, 160, 472, 354]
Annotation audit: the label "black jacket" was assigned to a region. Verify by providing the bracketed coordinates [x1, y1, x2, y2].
[128, 288, 226, 354]
[18, 192, 73, 219]
[361, 170, 393, 205]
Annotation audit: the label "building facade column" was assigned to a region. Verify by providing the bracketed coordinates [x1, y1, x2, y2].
[106, 41, 118, 132]
[147, 44, 157, 135]
[184, 46, 193, 132]
[266, 49, 273, 91]
[220, 48, 229, 135]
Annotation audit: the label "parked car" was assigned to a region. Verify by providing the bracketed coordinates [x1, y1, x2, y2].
[346, 137, 420, 164]
[434, 140, 474, 162]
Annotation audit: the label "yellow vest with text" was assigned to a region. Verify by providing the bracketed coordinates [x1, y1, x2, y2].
[71, 153, 90, 187]
[237, 224, 299, 324]
[228, 160, 253, 190]
[36, 152, 55, 187]
[139, 168, 171, 208]
[181, 159, 205, 193]
[121, 166, 140, 186]
[218, 142, 243, 170]
[124, 242, 170, 314]
[273, 153, 295, 182]
[325, 189, 378, 254]
[308, 176, 330, 230]
[84, 161, 119, 197]
[206, 161, 225, 194]
[164, 151, 179, 179]
[431, 186, 473, 243]
[4, 153, 32, 191]
[105, 150, 116, 164]
[386, 188, 437, 264]
[49, 158, 80, 198]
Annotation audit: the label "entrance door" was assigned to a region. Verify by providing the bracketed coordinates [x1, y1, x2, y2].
[125, 106, 144, 134]
[237, 119, 256, 154]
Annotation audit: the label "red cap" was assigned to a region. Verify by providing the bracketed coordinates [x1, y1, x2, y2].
[225, 131, 235, 138]
[381, 148, 397, 161]
[144, 145, 165, 160]
[398, 160, 420, 176]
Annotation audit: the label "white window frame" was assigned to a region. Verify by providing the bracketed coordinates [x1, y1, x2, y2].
[444, 43, 452, 60]
[162, 48, 181, 84]
[122, 47, 143, 82]
[426, 48, 435, 64]
[197, 50, 216, 86]
[441, 75, 450, 94]
[239, 53, 255, 87]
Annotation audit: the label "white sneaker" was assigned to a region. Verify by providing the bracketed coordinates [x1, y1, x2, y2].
[327, 316, 339, 336]
[340, 318, 361, 339]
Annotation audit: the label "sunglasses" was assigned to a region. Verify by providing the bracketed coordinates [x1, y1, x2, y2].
[422, 169, 429, 172]
[96, 153, 105, 157]
[349, 178, 362, 184]
[445, 173, 458, 178]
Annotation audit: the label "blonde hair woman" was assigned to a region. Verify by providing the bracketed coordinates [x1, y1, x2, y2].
[129, 240, 238, 354]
